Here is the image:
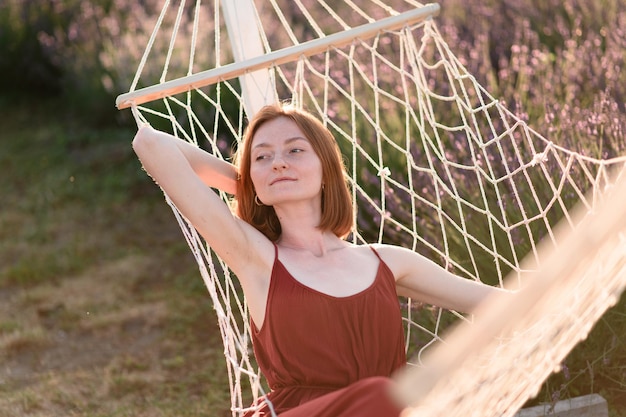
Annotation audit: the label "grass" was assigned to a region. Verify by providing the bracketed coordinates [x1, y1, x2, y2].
[0, 99, 231, 416]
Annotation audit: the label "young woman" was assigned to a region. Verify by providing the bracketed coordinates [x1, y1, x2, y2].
[132, 103, 507, 416]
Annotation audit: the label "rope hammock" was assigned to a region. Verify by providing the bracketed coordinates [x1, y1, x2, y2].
[116, 1, 626, 415]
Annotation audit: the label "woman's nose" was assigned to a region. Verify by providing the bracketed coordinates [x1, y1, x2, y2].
[272, 155, 288, 170]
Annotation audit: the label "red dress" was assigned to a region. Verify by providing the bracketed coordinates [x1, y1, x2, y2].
[244, 245, 406, 416]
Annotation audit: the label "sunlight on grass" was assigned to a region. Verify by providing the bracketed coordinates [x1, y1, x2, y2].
[0, 327, 51, 358]
[0, 101, 232, 416]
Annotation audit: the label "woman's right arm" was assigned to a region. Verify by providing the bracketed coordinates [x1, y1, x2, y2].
[131, 126, 274, 278]
[135, 125, 238, 195]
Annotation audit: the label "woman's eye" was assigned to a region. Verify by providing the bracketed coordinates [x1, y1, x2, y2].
[255, 154, 269, 161]
[290, 148, 303, 154]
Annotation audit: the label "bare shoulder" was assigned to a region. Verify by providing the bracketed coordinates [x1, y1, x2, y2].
[369, 243, 419, 261]
[369, 243, 433, 281]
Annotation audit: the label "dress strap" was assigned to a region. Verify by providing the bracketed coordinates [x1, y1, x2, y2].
[369, 245, 383, 260]
[369, 245, 398, 285]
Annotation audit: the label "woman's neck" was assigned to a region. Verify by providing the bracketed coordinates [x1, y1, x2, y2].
[277, 228, 346, 257]
[272, 199, 347, 256]
[273, 200, 319, 234]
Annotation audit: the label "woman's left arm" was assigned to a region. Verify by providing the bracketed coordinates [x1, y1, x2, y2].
[374, 244, 511, 314]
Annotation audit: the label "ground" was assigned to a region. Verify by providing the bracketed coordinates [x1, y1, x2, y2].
[0, 105, 232, 416]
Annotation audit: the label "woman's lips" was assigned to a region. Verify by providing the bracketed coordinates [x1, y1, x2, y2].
[270, 177, 296, 185]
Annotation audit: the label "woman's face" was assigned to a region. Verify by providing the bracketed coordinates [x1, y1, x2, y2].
[249, 117, 323, 207]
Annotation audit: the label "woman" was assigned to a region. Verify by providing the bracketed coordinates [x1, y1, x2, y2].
[132, 103, 507, 416]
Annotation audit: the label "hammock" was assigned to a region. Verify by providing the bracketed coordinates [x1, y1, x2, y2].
[116, 1, 626, 415]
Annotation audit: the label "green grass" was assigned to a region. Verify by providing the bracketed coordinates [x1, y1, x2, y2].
[0, 99, 231, 416]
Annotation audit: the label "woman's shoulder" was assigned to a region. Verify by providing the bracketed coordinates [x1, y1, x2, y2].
[368, 242, 413, 256]
[344, 242, 414, 260]
[366, 243, 428, 279]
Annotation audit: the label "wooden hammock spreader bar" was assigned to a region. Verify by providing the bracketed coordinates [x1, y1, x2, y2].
[115, 3, 440, 109]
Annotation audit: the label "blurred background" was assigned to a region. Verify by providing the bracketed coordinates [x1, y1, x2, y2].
[0, 0, 625, 416]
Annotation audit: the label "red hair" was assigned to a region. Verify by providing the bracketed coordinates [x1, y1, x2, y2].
[233, 104, 353, 241]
